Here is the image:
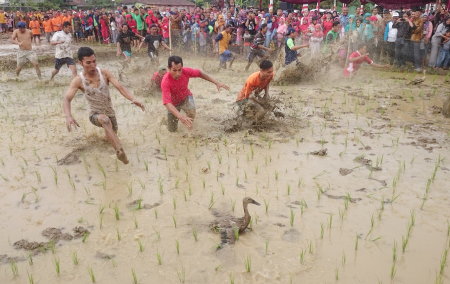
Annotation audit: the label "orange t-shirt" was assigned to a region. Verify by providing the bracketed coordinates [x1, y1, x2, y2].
[236, 71, 273, 102]
[29, 20, 40, 35]
[62, 16, 72, 24]
[51, 17, 62, 31]
[43, 20, 53, 33]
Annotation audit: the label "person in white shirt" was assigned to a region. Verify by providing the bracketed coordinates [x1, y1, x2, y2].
[383, 12, 399, 65]
[50, 21, 77, 80]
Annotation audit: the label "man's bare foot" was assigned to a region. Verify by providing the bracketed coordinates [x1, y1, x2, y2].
[117, 148, 129, 164]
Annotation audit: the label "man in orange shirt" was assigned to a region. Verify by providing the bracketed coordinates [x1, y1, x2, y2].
[236, 59, 274, 122]
[51, 12, 61, 32]
[62, 11, 71, 25]
[42, 15, 53, 42]
[29, 16, 41, 43]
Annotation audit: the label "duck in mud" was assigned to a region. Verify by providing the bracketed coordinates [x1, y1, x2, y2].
[210, 197, 260, 246]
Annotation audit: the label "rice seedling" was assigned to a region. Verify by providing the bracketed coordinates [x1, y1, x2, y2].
[320, 223, 324, 239]
[116, 227, 121, 241]
[96, 162, 106, 178]
[208, 192, 216, 210]
[230, 271, 235, 284]
[50, 165, 58, 185]
[27, 270, 34, 284]
[202, 178, 206, 188]
[192, 227, 198, 241]
[421, 193, 428, 210]
[402, 235, 409, 252]
[27, 251, 33, 265]
[342, 251, 346, 265]
[263, 198, 269, 213]
[82, 232, 89, 242]
[87, 266, 95, 283]
[355, 233, 359, 250]
[53, 258, 60, 276]
[447, 220, 450, 237]
[290, 209, 295, 226]
[70, 250, 78, 265]
[440, 248, 448, 275]
[10, 261, 18, 277]
[233, 226, 239, 241]
[265, 239, 269, 255]
[114, 204, 120, 220]
[163, 145, 167, 160]
[172, 215, 177, 228]
[49, 240, 56, 254]
[335, 266, 339, 280]
[329, 213, 333, 229]
[410, 210, 415, 226]
[33, 170, 41, 182]
[391, 262, 397, 279]
[156, 250, 163, 265]
[244, 254, 252, 272]
[339, 208, 344, 221]
[137, 239, 144, 252]
[99, 204, 105, 214]
[158, 179, 163, 194]
[173, 197, 177, 209]
[275, 171, 278, 180]
[393, 241, 397, 262]
[300, 248, 306, 264]
[154, 207, 158, 219]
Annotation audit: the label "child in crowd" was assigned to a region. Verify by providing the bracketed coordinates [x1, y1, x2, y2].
[198, 26, 207, 54]
[243, 29, 252, 57]
[437, 31, 450, 70]
[309, 24, 323, 56]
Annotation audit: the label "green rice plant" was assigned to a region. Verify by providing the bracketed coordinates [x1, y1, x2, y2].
[70, 250, 78, 265]
[156, 250, 163, 265]
[82, 232, 89, 242]
[235, 176, 239, 186]
[320, 223, 324, 239]
[440, 248, 448, 275]
[33, 170, 41, 182]
[158, 179, 163, 194]
[116, 228, 121, 241]
[230, 271, 235, 284]
[287, 184, 291, 195]
[28, 252, 33, 265]
[329, 213, 333, 229]
[220, 184, 225, 195]
[208, 192, 216, 210]
[69, 178, 76, 190]
[192, 228, 198, 241]
[230, 197, 236, 212]
[263, 198, 269, 213]
[393, 241, 397, 262]
[298, 178, 303, 188]
[233, 227, 239, 241]
[447, 219, 450, 237]
[421, 193, 428, 210]
[130, 268, 137, 284]
[163, 145, 167, 160]
[290, 209, 295, 226]
[410, 210, 415, 226]
[391, 193, 400, 204]
[335, 266, 339, 280]
[173, 197, 177, 209]
[402, 235, 409, 252]
[138, 178, 145, 189]
[53, 258, 60, 276]
[49, 240, 56, 254]
[275, 171, 278, 180]
[27, 270, 34, 284]
[154, 207, 158, 219]
[96, 162, 106, 178]
[172, 215, 177, 228]
[435, 272, 444, 284]
[10, 261, 18, 278]
[99, 204, 105, 214]
[339, 208, 344, 221]
[114, 204, 120, 220]
[342, 251, 346, 265]
[127, 182, 133, 195]
[300, 248, 306, 264]
[355, 233, 359, 250]
[244, 254, 252, 272]
[236, 157, 239, 168]
[265, 239, 269, 255]
[50, 165, 58, 185]
[86, 266, 95, 283]
[391, 262, 397, 279]
[143, 159, 149, 171]
[138, 239, 144, 252]
[177, 265, 186, 283]
[133, 216, 138, 229]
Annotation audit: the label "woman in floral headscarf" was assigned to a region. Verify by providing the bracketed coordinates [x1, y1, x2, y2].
[276, 17, 287, 47]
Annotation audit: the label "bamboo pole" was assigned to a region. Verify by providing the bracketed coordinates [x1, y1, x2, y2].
[169, 18, 172, 55]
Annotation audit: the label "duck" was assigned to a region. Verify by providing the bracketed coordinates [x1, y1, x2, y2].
[210, 197, 260, 245]
[407, 70, 426, 85]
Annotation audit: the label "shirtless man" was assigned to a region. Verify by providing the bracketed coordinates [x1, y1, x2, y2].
[63, 47, 145, 164]
[10, 21, 41, 79]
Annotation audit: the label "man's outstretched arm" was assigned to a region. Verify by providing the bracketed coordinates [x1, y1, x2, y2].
[104, 69, 145, 111]
[165, 103, 193, 128]
[199, 70, 229, 91]
[63, 77, 82, 131]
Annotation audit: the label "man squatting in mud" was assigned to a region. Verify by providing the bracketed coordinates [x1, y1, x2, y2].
[10, 21, 42, 80]
[236, 59, 274, 122]
[63, 47, 145, 164]
[162, 55, 229, 132]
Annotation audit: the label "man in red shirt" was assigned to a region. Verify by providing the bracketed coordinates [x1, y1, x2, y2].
[161, 55, 229, 132]
[150, 65, 167, 91]
[343, 43, 389, 78]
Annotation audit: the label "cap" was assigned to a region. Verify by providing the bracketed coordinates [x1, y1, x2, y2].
[17, 21, 26, 28]
[158, 65, 167, 71]
[392, 12, 399, 17]
[286, 27, 296, 36]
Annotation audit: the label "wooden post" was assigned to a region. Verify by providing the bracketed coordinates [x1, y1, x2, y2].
[169, 18, 172, 55]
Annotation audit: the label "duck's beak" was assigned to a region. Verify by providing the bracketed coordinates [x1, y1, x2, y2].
[252, 200, 261, 206]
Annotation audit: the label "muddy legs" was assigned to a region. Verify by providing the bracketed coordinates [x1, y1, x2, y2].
[97, 114, 128, 164]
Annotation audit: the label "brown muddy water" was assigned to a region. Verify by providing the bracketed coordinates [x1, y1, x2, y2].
[1, 51, 450, 284]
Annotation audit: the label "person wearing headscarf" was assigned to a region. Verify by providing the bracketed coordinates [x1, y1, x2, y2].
[115, 11, 124, 32]
[299, 13, 310, 44]
[345, 15, 358, 51]
[310, 23, 323, 56]
[264, 14, 273, 47]
[100, 14, 109, 44]
[276, 17, 287, 48]
[215, 14, 225, 33]
[323, 11, 333, 39]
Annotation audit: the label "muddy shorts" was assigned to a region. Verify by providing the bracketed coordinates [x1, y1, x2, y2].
[220, 50, 236, 64]
[55, 57, 75, 70]
[89, 113, 118, 132]
[167, 96, 195, 132]
[17, 49, 38, 67]
[247, 48, 266, 63]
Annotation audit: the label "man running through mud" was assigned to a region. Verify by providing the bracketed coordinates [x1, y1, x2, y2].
[10, 21, 41, 80]
[117, 23, 143, 63]
[136, 24, 172, 65]
[245, 23, 272, 71]
[63, 47, 145, 164]
[236, 59, 274, 122]
[213, 24, 238, 69]
[343, 43, 390, 78]
[50, 21, 77, 80]
[162, 55, 229, 132]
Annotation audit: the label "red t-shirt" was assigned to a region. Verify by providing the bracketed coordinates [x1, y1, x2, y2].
[343, 51, 373, 77]
[151, 71, 163, 88]
[322, 20, 333, 38]
[161, 67, 201, 106]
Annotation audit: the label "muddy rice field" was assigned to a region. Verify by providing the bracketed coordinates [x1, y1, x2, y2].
[1, 39, 450, 283]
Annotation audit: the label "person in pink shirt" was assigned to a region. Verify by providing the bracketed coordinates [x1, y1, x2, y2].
[161, 56, 229, 132]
